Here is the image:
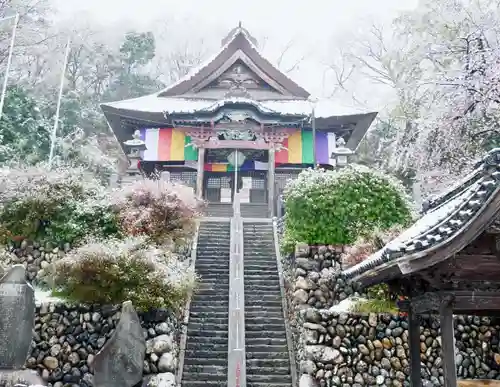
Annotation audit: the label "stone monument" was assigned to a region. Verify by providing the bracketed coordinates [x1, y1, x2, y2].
[0, 265, 46, 387]
[92, 301, 146, 387]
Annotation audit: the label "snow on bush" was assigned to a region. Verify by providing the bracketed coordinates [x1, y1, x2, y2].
[48, 236, 197, 311]
[0, 164, 117, 244]
[282, 166, 412, 252]
[341, 225, 406, 268]
[112, 179, 205, 244]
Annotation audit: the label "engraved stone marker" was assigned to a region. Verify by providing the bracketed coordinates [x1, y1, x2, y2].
[0, 265, 45, 386]
[92, 301, 146, 387]
[0, 265, 36, 369]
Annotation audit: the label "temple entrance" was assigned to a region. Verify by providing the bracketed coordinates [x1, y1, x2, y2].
[203, 171, 267, 203]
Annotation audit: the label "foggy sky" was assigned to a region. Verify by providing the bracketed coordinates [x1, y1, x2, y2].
[51, 0, 419, 111]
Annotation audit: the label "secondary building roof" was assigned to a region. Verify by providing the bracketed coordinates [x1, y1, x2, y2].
[343, 148, 500, 287]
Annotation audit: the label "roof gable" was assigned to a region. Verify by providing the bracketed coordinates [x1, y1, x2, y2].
[158, 28, 310, 100]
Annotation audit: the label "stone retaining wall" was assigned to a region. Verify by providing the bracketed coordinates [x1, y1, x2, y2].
[29, 303, 180, 387]
[282, 244, 500, 386]
[0, 239, 192, 387]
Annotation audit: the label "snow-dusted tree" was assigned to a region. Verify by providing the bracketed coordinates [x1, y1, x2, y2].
[330, 0, 500, 198]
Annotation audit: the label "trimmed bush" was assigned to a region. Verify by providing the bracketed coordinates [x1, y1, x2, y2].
[112, 179, 205, 244]
[48, 236, 197, 311]
[0, 165, 118, 245]
[282, 166, 412, 252]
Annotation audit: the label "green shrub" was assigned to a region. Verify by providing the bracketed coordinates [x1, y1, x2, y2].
[282, 166, 412, 252]
[350, 298, 398, 314]
[48, 237, 197, 311]
[0, 165, 118, 245]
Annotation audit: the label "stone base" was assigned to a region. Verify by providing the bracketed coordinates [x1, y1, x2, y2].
[0, 369, 46, 387]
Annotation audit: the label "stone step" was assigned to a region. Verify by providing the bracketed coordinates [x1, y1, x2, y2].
[247, 358, 290, 368]
[244, 287, 281, 293]
[195, 258, 230, 263]
[183, 357, 227, 366]
[245, 337, 287, 346]
[243, 279, 280, 286]
[244, 296, 283, 302]
[246, 344, 288, 352]
[186, 330, 228, 338]
[189, 311, 228, 318]
[184, 350, 228, 359]
[245, 317, 286, 325]
[243, 260, 276, 265]
[247, 375, 292, 383]
[246, 351, 289, 360]
[189, 316, 228, 325]
[246, 366, 290, 375]
[245, 311, 284, 318]
[245, 306, 283, 313]
[192, 291, 228, 297]
[189, 301, 229, 308]
[245, 323, 284, 331]
[195, 286, 229, 292]
[181, 379, 227, 387]
[184, 335, 228, 345]
[244, 265, 277, 271]
[197, 269, 230, 275]
[245, 329, 286, 339]
[189, 322, 229, 331]
[244, 278, 279, 283]
[246, 383, 291, 387]
[245, 271, 279, 277]
[197, 238, 230, 242]
[183, 364, 228, 375]
[186, 342, 229, 352]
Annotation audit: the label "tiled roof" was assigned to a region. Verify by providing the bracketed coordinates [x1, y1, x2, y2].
[101, 95, 368, 119]
[342, 148, 500, 283]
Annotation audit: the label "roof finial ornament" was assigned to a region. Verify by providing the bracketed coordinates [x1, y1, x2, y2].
[238, 21, 242, 28]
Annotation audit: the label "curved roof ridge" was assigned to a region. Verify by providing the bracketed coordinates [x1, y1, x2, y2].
[342, 148, 500, 285]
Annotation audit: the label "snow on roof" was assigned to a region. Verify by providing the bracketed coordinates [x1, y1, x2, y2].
[343, 148, 500, 284]
[102, 93, 369, 118]
[343, 183, 478, 279]
[157, 29, 240, 95]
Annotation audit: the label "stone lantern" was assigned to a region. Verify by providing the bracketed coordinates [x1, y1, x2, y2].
[123, 130, 147, 175]
[331, 137, 354, 168]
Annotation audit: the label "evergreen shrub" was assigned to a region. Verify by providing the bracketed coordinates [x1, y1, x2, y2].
[282, 166, 412, 252]
[0, 165, 118, 245]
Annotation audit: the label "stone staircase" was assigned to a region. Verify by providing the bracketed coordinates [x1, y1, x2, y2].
[181, 221, 230, 387]
[243, 222, 292, 387]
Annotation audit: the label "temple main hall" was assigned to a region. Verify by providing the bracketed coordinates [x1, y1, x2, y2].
[101, 25, 377, 217]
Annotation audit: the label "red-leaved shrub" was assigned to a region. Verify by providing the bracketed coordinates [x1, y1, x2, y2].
[112, 179, 205, 244]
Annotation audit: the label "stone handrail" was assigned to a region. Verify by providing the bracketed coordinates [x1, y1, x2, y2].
[228, 192, 246, 387]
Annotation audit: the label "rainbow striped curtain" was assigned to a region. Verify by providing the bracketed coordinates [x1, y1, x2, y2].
[139, 128, 198, 161]
[275, 129, 336, 165]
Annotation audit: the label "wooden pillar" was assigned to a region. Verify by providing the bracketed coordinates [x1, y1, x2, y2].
[268, 147, 275, 217]
[408, 304, 422, 387]
[196, 147, 205, 199]
[439, 297, 457, 387]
